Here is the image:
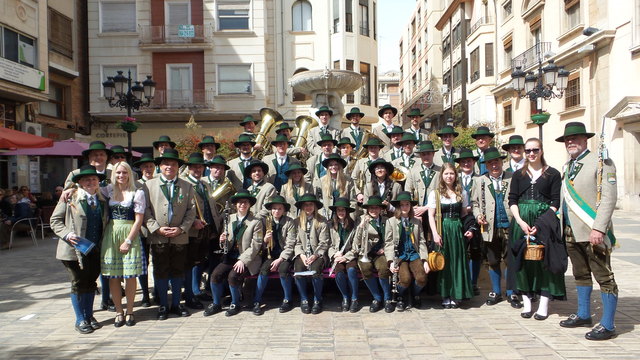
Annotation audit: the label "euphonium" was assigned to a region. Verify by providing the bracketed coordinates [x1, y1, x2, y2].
[251, 108, 284, 159]
[346, 131, 380, 173]
[211, 177, 235, 213]
[390, 165, 410, 182]
[293, 115, 318, 149]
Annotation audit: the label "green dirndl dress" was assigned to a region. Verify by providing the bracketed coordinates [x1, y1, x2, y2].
[511, 199, 565, 299]
[101, 191, 146, 278]
[438, 201, 474, 300]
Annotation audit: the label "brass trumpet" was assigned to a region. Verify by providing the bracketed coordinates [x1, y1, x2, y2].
[251, 108, 284, 159]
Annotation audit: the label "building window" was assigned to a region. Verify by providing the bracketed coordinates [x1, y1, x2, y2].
[333, 0, 340, 33]
[470, 47, 480, 83]
[411, 46, 416, 63]
[502, 0, 512, 22]
[452, 24, 462, 47]
[442, 36, 450, 58]
[443, 71, 451, 89]
[359, 0, 369, 36]
[217, 1, 250, 30]
[167, 63, 193, 106]
[503, 40, 512, 71]
[412, 74, 417, 92]
[485, 43, 494, 76]
[292, 0, 312, 31]
[166, 1, 191, 36]
[372, 2, 377, 39]
[218, 64, 252, 94]
[360, 62, 370, 105]
[529, 16, 542, 47]
[0, 102, 17, 129]
[564, 0, 581, 31]
[453, 63, 462, 87]
[503, 102, 512, 127]
[333, 60, 340, 69]
[100, 1, 136, 33]
[49, 8, 73, 59]
[40, 82, 66, 119]
[565, 73, 580, 109]
[1, 27, 37, 68]
[345, 0, 353, 32]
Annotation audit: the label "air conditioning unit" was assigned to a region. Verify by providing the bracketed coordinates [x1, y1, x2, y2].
[23, 122, 42, 136]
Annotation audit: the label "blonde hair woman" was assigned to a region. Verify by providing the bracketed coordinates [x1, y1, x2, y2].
[312, 154, 356, 219]
[281, 164, 313, 218]
[101, 161, 146, 327]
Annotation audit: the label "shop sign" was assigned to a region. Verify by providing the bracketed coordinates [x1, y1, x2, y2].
[0, 57, 45, 90]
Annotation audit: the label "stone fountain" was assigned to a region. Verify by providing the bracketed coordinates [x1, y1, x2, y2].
[288, 68, 364, 128]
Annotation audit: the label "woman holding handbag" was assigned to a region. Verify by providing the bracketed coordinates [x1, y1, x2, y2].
[427, 163, 474, 308]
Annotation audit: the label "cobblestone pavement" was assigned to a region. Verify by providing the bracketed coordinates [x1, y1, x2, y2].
[0, 211, 638, 360]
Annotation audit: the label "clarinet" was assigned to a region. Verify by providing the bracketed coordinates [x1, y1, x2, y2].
[221, 199, 230, 261]
[391, 229, 400, 297]
[305, 218, 313, 270]
[481, 178, 486, 233]
[329, 223, 357, 276]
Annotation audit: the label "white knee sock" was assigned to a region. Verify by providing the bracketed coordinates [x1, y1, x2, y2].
[537, 296, 549, 317]
[522, 294, 532, 313]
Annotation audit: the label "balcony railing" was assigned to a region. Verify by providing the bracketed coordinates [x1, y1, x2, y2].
[139, 25, 212, 45]
[467, 16, 493, 38]
[150, 89, 214, 109]
[360, 94, 371, 105]
[511, 42, 551, 70]
[346, 93, 355, 104]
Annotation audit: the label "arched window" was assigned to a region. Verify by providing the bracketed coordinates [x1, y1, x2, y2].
[292, 68, 311, 102]
[292, 0, 312, 31]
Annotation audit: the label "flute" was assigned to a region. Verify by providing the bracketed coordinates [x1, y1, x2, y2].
[329, 224, 356, 276]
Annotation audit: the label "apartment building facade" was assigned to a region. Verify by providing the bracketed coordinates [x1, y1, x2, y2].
[88, 0, 378, 153]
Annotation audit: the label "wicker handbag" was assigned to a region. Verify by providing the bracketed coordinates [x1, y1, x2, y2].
[524, 235, 544, 261]
[428, 190, 446, 272]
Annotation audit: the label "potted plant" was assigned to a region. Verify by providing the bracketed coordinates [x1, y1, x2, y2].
[531, 112, 551, 125]
[117, 116, 139, 133]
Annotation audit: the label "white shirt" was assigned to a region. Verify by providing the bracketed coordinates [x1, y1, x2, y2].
[489, 174, 503, 192]
[510, 158, 525, 171]
[460, 173, 472, 188]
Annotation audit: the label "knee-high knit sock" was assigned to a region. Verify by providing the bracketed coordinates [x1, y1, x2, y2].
[280, 276, 293, 301]
[138, 274, 149, 299]
[155, 278, 169, 308]
[169, 278, 184, 307]
[254, 274, 269, 303]
[470, 259, 481, 286]
[576, 286, 593, 319]
[347, 267, 359, 301]
[294, 277, 308, 302]
[522, 294, 532, 313]
[412, 280, 424, 297]
[211, 282, 224, 305]
[335, 272, 349, 300]
[363, 278, 382, 302]
[311, 277, 324, 302]
[192, 265, 203, 296]
[379, 278, 392, 301]
[229, 285, 242, 305]
[488, 268, 502, 294]
[70, 293, 84, 325]
[536, 295, 550, 317]
[100, 275, 110, 303]
[600, 292, 618, 330]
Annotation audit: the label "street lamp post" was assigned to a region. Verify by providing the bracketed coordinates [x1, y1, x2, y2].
[102, 70, 156, 156]
[511, 58, 569, 142]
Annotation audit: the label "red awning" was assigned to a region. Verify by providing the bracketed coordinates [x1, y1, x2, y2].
[0, 127, 54, 149]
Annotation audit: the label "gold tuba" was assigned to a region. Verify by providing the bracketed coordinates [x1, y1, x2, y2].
[251, 108, 284, 159]
[210, 177, 235, 212]
[293, 115, 318, 149]
[390, 165, 410, 182]
[346, 130, 380, 173]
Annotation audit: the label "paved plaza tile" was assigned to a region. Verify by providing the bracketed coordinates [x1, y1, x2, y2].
[0, 211, 639, 359]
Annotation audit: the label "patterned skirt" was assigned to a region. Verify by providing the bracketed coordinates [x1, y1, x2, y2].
[101, 219, 146, 278]
[510, 200, 565, 299]
[438, 217, 473, 300]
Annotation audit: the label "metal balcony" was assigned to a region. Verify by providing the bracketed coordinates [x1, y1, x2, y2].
[149, 89, 214, 109]
[511, 42, 551, 71]
[139, 25, 212, 45]
[467, 16, 493, 38]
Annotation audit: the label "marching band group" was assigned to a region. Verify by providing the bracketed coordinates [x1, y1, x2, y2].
[50, 104, 619, 341]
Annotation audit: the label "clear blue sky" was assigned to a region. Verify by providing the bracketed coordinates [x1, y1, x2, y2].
[377, 0, 416, 73]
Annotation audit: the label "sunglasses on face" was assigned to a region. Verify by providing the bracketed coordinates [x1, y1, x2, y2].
[524, 148, 541, 154]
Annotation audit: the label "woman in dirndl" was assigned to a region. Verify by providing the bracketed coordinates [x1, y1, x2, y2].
[508, 138, 564, 320]
[101, 161, 145, 327]
[427, 162, 474, 309]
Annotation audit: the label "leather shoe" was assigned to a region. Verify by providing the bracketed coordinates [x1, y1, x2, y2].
[396, 297, 406, 312]
[349, 300, 360, 313]
[170, 304, 191, 317]
[185, 298, 204, 310]
[311, 301, 322, 314]
[473, 285, 480, 296]
[279, 300, 292, 313]
[300, 300, 311, 314]
[75, 320, 94, 334]
[89, 316, 102, 330]
[560, 314, 593, 328]
[157, 306, 168, 320]
[413, 296, 422, 310]
[534, 313, 548, 321]
[485, 292, 503, 306]
[341, 298, 350, 312]
[140, 296, 151, 308]
[101, 300, 116, 312]
[203, 303, 222, 316]
[521, 311, 534, 319]
[125, 314, 135, 326]
[225, 304, 240, 317]
[585, 324, 617, 341]
[252, 302, 263, 316]
[114, 313, 125, 328]
[507, 295, 523, 309]
[369, 300, 382, 313]
[384, 300, 395, 313]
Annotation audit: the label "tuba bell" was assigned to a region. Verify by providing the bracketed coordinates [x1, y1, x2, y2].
[251, 108, 284, 159]
[390, 165, 410, 182]
[293, 115, 318, 149]
[210, 177, 235, 212]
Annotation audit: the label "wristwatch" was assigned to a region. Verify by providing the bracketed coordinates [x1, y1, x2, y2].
[125, 238, 132, 245]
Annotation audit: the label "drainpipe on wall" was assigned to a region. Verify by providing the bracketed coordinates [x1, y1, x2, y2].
[278, 0, 287, 106]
